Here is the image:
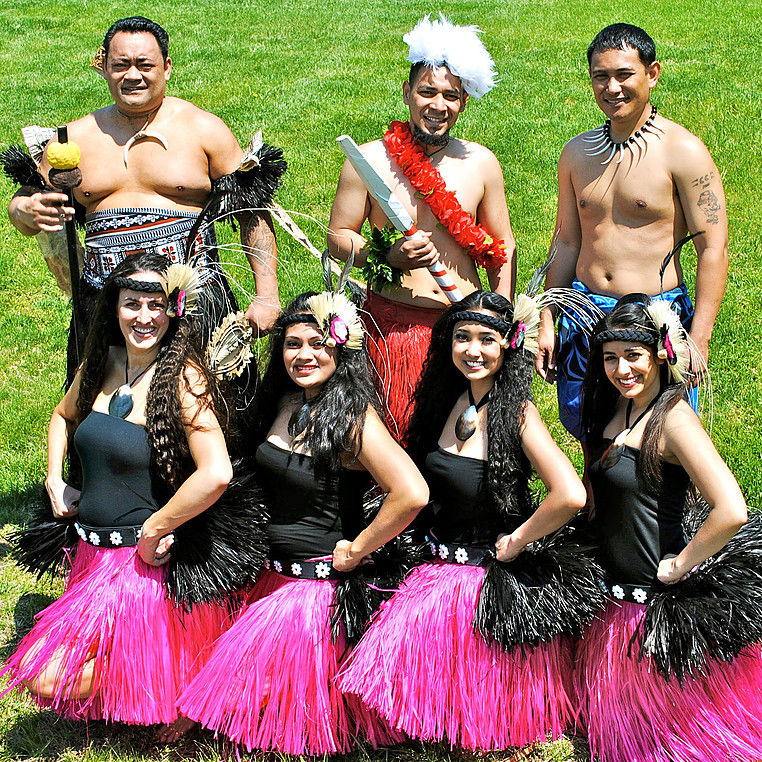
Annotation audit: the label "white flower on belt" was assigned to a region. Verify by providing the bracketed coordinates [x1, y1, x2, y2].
[611, 584, 625, 599]
[315, 562, 331, 579]
[291, 562, 303, 577]
[109, 531, 123, 546]
[454, 548, 469, 564]
[89, 532, 101, 546]
[273, 560, 283, 573]
[632, 588, 648, 604]
[438, 544, 450, 560]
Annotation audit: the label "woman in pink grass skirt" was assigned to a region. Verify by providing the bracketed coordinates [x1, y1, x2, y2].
[179, 286, 429, 755]
[2, 252, 258, 732]
[576, 295, 762, 762]
[339, 289, 605, 751]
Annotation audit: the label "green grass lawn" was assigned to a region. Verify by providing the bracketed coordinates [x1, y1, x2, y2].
[1, 0, 760, 758]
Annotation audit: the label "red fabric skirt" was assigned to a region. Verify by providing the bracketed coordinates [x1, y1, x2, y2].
[364, 289, 441, 442]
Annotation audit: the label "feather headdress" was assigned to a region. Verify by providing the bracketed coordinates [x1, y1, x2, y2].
[163, 263, 202, 318]
[304, 250, 364, 350]
[403, 13, 497, 98]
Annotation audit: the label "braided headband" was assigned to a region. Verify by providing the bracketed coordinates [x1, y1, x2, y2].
[113, 276, 165, 293]
[279, 312, 319, 328]
[450, 310, 531, 352]
[594, 328, 657, 346]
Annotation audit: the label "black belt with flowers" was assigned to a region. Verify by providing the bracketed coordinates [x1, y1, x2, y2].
[75, 522, 142, 548]
[425, 537, 493, 567]
[265, 557, 349, 581]
[601, 579, 652, 604]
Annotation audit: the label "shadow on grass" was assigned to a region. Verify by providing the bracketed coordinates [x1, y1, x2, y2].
[0, 482, 46, 530]
[0, 591, 57, 660]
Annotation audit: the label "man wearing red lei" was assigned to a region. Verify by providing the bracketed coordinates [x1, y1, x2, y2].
[328, 14, 516, 441]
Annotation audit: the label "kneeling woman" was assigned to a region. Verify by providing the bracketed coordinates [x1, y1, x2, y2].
[179, 289, 428, 755]
[576, 296, 762, 762]
[2, 253, 237, 726]
[339, 290, 600, 751]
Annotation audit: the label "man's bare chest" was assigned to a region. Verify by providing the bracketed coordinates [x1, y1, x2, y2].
[575, 162, 678, 225]
[74, 137, 212, 206]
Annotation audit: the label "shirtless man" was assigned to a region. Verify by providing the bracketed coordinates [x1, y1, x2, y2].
[328, 15, 516, 439]
[536, 23, 728, 439]
[8, 16, 280, 366]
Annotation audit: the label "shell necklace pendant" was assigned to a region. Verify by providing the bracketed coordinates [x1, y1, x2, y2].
[455, 388, 490, 442]
[108, 355, 158, 419]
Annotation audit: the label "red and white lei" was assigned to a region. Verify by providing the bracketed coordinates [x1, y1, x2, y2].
[383, 120, 508, 270]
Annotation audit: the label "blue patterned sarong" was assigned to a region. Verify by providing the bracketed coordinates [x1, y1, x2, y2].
[556, 280, 695, 440]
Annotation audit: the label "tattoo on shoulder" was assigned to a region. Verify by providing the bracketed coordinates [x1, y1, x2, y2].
[697, 189, 721, 225]
[691, 171, 716, 189]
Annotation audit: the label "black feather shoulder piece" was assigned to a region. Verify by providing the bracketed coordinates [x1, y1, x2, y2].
[9, 486, 79, 579]
[1, 145, 45, 189]
[167, 464, 268, 608]
[638, 497, 762, 682]
[474, 520, 606, 651]
[330, 491, 429, 645]
[207, 142, 287, 222]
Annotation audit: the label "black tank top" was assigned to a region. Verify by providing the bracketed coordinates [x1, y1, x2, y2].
[424, 447, 503, 544]
[255, 441, 370, 558]
[73, 411, 161, 527]
[590, 444, 690, 585]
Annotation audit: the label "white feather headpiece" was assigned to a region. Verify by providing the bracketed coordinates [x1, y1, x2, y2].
[643, 301, 692, 384]
[403, 14, 497, 98]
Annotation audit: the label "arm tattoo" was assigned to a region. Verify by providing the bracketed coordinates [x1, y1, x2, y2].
[691, 171, 716, 189]
[697, 189, 721, 225]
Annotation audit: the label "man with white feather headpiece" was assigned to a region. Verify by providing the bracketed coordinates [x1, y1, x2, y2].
[329, 13, 517, 440]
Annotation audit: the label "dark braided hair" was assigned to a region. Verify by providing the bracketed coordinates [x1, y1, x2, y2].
[76, 252, 230, 497]
[406, 290, 533, 520]
[581, 299, 688, 491]
[249, 292, 380, 476]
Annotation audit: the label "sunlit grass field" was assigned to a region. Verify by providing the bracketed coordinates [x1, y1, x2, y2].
[0, 0, 760, 758]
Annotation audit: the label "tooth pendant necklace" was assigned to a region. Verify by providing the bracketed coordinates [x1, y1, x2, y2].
[118, 103, 169, 167]
[108, 355, 158, 419]
[455, 388, 490, 442]
[583, 104, 662, 165]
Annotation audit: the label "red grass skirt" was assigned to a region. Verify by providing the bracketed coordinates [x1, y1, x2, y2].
[338, 562, 575, 751]
[178, 569, 402, 755]
[1, 541, 229, 724]
[364, 290, 440, 442]
[575, 600, 762, 761]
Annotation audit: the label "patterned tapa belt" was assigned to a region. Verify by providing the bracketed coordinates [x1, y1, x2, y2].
[601, 579, 652, 604]
[425, 537, 492, 567]
[75, 522, 142, 548]
[265, 557, 348, 581]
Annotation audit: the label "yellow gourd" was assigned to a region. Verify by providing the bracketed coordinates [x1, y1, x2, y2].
[48, 141, 81, 170]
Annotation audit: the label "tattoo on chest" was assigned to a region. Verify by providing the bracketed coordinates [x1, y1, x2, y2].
[697, 189, 720, 224]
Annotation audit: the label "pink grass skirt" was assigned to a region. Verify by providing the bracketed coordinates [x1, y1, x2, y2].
[364, 290, 439, 442]
[575, 600, 762, 761]
[1, 541, 229, 725]
[178, 569, 402, 755]
[338, 562, 575, 751]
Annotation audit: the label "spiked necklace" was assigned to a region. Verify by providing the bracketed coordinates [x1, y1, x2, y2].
[583, 105, 662, 165]
[455, 387, 490, 442]
[108, 355, 158, 418]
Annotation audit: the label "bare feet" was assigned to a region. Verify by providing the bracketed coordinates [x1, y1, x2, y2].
[155, 714, 196, 743]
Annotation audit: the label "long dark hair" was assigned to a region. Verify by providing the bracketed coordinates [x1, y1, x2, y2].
[249, 292, 380, 475]
[76, 252, 229, 495]
[581, 300, 687, 490]
[406, 290, 533, 519]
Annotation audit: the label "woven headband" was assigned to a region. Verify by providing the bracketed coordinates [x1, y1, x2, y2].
[279, 312, 319, 328]
[114, 276, 165, 293]
[450, 310, 510, 335]
[594, 328, 657, 346]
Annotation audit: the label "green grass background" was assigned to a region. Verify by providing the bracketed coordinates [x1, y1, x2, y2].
[0, 0, 760, 758]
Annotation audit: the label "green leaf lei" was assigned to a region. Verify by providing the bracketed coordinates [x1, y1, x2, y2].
[361, 227, 405, 291]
